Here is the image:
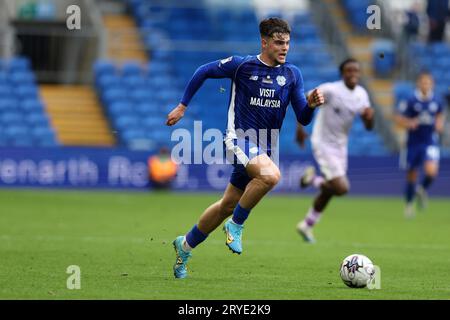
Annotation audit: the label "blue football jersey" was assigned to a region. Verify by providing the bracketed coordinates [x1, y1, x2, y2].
[181, 55, 313, 151]
[398, 90, 443, 146]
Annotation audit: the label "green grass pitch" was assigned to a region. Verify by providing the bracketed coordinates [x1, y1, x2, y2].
[0, 189, 449, 299]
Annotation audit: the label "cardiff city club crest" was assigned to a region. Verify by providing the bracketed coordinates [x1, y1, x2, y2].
[276, 75, 286, 86]
[429, 102, 438, 113]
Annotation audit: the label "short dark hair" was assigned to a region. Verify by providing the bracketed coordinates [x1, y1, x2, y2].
[416, 70, 433, 80]
[339, 58, 359, 74]
[259, 17, 291, 38]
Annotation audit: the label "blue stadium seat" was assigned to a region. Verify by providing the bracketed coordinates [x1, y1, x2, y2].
[141, 116, 165, 129]
[4, 124, 29, 138]
[0, 84, 12, 96]
[14, 84, 39, 99]
[394, 81, 415, 102]
[20, 99, 45, 113]
[113, 115, 140, 131]
[0, 56, 57, 147]
[9, 71, 36, 85]
[108, 100, 134, 116]
[101, 88, 128, 106]
[36, 1, 57, 19]
[121, 61, 144, 77]
[122, 75, 148, 89]
[36, 135, 58, 147]
[31, 126, 56, 142]
[0, 128, 6, 145]
[1, 57, 31, 72]
[435, 56, 450, 69]
[144, 32, 169, 50]
[10, 136, 33, 147]
[293, 12, 312, 24]
[0, 98, 19, 113]
[93, 60, 116, 77]
[121, 128, 147, 143]
[1, 112, 23, 125]
[148, 128, 171, 143]
[0, 71, 8, 84]
[147, 62, 172, 75]
[135, 102, 158, 115]
[130, 88, 154, 102]
[25, 112, 50, 127]
[410, 41, 427, 56]
[341, 0, 371, 30]
[148, 75, 176, 89]
[372, 40, 396, 76]
[419, 56, 434, 70]
[430, 42, 450, 55]
[96, 74, 122, 90]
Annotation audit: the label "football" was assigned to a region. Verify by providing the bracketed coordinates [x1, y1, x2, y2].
[340, 254, 375, 288]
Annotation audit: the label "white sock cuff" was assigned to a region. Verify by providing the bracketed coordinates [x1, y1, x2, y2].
[313, 176, 325, 189]
[182, 236, 193, 251]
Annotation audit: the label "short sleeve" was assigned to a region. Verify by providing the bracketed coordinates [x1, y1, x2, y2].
[315, 82, 333, 100]
[358, 88, 371, 114]
[437, 100, 444, 114]
[397, 98, 413, 117]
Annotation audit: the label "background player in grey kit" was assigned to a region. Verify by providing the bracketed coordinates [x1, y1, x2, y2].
[166, 17, 325, 278]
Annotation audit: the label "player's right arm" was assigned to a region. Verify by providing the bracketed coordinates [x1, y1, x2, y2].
[290, 67, 324, 126]
[166, 56, 244, 126]
[393, 99, 419, 130]
[295, 83, 331, 148]
[434, 100, 445, 134]
[435, 112, 445, 134]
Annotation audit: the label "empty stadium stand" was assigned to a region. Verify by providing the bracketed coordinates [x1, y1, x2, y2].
[91, 0, 389, 155]
[0, 57, 57, 147]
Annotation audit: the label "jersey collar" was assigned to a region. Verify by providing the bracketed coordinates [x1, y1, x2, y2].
[414, 89, 434, 102]
[339, 80, 357, 92]
[257, 54, 281, 68]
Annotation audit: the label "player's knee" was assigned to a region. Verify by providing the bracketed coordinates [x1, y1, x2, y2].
[425, 167, 438, 178]
[258, 169, 281, 189]
[334, 183, 350, 196]
[407, 170, 417, 182]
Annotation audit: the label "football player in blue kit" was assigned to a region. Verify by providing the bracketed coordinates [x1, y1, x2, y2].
[166, 17, 325, 278]
[394, 72, 445, 218]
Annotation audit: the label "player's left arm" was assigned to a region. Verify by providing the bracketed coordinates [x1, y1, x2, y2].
[359, 90, 374, 130]
[361, 107, 374, 130]
[290, 67, 325, 125]
[295, 124, 308, 148]
[435, 112, 445, 134]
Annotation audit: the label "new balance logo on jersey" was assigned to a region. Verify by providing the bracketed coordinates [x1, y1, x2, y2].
[249, 75, 258, 81]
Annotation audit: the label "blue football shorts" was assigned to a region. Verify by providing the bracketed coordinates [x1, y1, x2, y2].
[223, 137, 269, 191]
[401, 144, 440, 170]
